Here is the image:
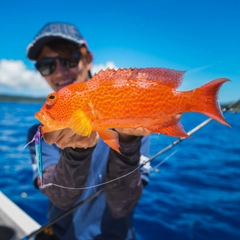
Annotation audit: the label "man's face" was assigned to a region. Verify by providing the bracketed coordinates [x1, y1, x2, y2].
[37, 45, 92, 92]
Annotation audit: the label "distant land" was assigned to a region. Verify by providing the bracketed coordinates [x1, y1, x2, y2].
[0, 94, 45, 103]
[221, 100, 240, 111]
[0, 94, 239, 110]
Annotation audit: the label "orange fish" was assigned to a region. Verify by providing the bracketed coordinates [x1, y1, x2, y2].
[35, 68, 230, 153]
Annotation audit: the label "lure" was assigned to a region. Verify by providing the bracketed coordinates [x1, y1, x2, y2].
[35, 125, 43, 186]
[23, 125, 43, 186]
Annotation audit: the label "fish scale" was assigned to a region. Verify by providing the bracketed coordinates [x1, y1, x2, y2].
[35, 67, 230, 153]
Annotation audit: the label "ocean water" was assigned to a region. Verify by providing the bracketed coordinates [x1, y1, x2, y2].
[0, 101, 239, 240]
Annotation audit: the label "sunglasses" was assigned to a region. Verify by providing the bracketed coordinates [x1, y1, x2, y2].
[35, 53, 81, 76]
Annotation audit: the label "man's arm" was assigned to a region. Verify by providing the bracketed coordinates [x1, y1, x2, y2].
[27, 125, 95, 210]
[40, 147, 95, 210]
[104, 135, 149, 218]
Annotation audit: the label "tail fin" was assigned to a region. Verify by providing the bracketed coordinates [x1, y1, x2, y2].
[193, 78, 230, 127]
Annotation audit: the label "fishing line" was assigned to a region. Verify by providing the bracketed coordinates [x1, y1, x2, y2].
[149, 150, 178, 173]
[40, 162, 143, 190]
[40, 149, 178, 190]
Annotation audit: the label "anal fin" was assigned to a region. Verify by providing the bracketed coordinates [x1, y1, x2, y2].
[147, 118, 189, 138]
[158, 123, 189, 138]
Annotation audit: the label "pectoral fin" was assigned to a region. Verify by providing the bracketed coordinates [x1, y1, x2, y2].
[97, 129, 121, 153]
[71, 109, 93, 136]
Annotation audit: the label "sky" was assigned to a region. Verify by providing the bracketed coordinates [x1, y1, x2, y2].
[0, 0, 239, 103]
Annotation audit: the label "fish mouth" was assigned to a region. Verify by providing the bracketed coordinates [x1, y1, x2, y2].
[35, 110, 55, 128]
[35, 110, 66, 133]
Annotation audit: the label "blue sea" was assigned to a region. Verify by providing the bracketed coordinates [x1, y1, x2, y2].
[0, 101, 239, 240]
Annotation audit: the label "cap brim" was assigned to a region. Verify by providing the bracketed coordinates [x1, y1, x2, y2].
[26, 35, 84, 60]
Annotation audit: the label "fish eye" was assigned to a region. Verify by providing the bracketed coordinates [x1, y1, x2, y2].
[46, 93, 57, 106]
[49, 95, 55, 99]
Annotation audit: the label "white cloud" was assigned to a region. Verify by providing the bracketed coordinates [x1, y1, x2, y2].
[0, 59, 118, 97]
[0, 59, 51, 96]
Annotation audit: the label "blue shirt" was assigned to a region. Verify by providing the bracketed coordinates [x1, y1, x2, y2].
[28, 124, 150, 240]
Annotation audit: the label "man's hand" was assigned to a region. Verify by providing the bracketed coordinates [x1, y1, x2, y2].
[43, 128, 99, 149]
[114, 128, 151, 143]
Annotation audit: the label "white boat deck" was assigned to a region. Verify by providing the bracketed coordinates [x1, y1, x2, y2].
[0, 191, 41, 240]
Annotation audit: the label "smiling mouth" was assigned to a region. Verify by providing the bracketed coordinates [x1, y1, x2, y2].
[56, 79, 75, 87]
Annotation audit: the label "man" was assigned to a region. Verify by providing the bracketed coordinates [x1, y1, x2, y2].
[27, 22, 150, 240]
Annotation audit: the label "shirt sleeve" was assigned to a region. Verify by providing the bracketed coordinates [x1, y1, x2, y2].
[40, 147, 95, 210]
[27, 125, 95, 210]
[104, 136, 150, 218]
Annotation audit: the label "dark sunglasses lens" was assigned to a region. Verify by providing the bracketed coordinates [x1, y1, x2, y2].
[35, 59, 56, 76]
[59, 58, 79, 68]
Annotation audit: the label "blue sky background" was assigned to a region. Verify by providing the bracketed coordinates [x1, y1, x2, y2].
[0, 0, 239, 103]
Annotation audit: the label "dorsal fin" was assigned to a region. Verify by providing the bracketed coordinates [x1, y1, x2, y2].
[93, 68, 117, 81]
[92, 68, 186, 89]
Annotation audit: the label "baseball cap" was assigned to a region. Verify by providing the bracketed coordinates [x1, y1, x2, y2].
[26, 22, 87, 60]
